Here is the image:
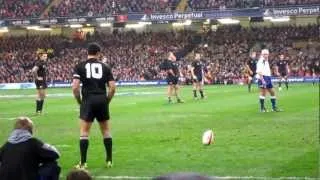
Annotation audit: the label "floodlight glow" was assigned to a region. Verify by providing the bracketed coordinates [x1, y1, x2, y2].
[125, 23, 144, 28]
[172, 20, 192, 26]
[0, 27, 8, 33]
[138, 21, 152, 25]
[270, 16, 290, 22]
[263, 16, 273, 20]
[26, 26, 40, 30]
[184, 20, 192, 26]
[203, 19, 210, 24]
[100, 23, 112, 27]
[217, 18, 240, 24]
[36, 27, 52, 31]
[70, 24, 83, 28]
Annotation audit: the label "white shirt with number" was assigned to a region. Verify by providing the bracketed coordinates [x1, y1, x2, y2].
[256, 57, 271, 77]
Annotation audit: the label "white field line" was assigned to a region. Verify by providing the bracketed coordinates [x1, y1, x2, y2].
[55, 144, 71, 148]
[0, 92, 164, 99]
[92, 176, 318, 180]
[0, 117, 16, 121]
[0, 115, 39, 121]
[94, 176, 151, 179]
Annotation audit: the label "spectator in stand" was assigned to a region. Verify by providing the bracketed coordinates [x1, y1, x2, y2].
[0, 116, 61, 180]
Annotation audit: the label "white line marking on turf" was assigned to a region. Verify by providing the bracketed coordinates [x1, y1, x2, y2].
[93, 176, 318, 180]
[94, 176, 151, 179]
[55, 144, 71, 148]
[0, 91, 164, 99]
[0, 117, 16, 121]
[209, 177, 318, 180]
[0, 115, 39, 121]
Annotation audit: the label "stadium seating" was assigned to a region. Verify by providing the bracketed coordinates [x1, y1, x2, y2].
[0, 0, 319, 19]
[187, 0, 320, 10]
[47, 0, 180, 17]
[0, 25, 318, 84]
[262, 0, 320, 7]
[0, 0, 51, 19]
[48, 0, 320, 18]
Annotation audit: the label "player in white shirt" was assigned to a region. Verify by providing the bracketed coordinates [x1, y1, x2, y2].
[256, 49, 281, 112]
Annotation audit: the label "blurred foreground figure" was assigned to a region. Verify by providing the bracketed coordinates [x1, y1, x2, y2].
[0, 116, 60, 180]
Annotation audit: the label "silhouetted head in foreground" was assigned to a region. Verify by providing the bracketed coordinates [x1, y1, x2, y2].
[66, 169, 92, 180]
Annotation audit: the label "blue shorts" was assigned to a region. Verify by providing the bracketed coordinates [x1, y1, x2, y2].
[258, 76, 273, 89]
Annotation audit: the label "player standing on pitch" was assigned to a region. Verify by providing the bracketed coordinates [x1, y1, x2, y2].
[162, 52, 183, 104]
[276, 54, 290, 91]
[32, 50, 48, 114]
[72, 43, 116, 169]
[245, 51, 257, 92]
[191, 52, 205, 99]
[256, 49, 281, 112]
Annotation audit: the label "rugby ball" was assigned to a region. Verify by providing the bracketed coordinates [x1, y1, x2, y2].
[202, 130, 214, 145]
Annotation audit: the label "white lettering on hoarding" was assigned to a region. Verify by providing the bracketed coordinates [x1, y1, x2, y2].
[271, 6, 319, 16]
[150, 12, 203, 20]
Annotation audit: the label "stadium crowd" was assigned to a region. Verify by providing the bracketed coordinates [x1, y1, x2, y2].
[47, 0, 320, 17]
[0, 0, 51, 19]
[47, 0, 180, 17]
[0, 0, 319, 19]
[187, 0, 320, 10]
[0, 25, 319, 84]
[194, 24, 319, 84]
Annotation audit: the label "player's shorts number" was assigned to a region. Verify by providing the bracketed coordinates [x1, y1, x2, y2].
[85, 63, 103, 79]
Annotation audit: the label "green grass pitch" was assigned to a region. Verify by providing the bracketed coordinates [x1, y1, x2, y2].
[0, 84, 319, 179]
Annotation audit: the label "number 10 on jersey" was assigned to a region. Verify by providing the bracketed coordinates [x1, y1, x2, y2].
[85, 63, 103, 79]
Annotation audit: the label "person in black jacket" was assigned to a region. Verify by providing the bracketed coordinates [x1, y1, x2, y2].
[0, 116, 61, 180]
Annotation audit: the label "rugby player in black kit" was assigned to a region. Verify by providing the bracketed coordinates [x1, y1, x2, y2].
[162, 52, 183, 103]
[276, 54, 290, 91]
[32, 51, 48, 114]
[245, 51, 257, 92]
[159, 36, 199, 103]
[191, 52, 205, 99]
[72, 43, 116, 169]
